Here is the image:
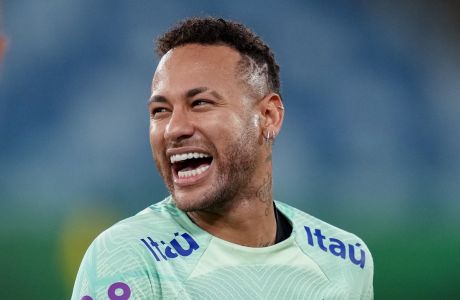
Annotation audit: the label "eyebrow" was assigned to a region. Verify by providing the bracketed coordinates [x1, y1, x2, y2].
[148, 95, 168, 105]
[148, 87, 223, 105]
[186, 87, 223, 100]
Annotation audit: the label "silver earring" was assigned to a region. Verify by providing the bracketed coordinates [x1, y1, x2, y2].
[264, 131, 270, 144]
[264, 130, 276, 145]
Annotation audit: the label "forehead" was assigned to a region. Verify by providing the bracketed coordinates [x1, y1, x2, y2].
[152, 44, 242, 92]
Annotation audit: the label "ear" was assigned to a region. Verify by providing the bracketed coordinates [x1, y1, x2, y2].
[259, 92, 284, 140]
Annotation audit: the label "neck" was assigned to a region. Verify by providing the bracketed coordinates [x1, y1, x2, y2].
[187, 170, 276, 248]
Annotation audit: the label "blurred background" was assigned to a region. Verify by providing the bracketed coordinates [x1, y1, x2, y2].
[1, 0, 459, 299]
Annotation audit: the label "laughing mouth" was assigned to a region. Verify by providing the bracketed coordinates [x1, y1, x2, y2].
[170, 152, 213, 179]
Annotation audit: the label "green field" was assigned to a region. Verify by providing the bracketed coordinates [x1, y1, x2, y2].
[1, 217, 458, 299]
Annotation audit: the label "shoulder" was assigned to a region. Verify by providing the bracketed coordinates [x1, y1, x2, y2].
[276, 201, 374, 297]
[89, 197, 180, 246]
[72, 197, 208, 299]
[276, 200, 373, 257]
[111, 196, 182, 234]
[86, 195, 211, 272]
[90, 196, 211, 263]
[282, 202, 368, 238]
[79, 197, 183, 272]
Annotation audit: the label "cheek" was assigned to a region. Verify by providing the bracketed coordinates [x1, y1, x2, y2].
[225, 112, 258, 135]
[149, 124, 164, 153]
[211, 115, 256, 152]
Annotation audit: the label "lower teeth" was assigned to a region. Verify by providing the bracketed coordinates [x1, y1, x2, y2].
[178, 165, 210, 178]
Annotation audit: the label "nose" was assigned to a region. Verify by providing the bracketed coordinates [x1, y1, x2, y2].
[164, 108, 194, 142]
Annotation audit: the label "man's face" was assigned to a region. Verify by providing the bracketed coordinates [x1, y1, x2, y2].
[149, 44, 263, 212]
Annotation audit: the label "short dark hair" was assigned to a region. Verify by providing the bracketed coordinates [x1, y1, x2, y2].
[156, 17, 280, 97]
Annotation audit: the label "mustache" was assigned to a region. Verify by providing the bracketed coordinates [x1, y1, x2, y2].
[165, 137, 214, 150]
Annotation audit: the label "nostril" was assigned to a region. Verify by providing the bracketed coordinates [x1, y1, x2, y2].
[165, 115, 195, 141]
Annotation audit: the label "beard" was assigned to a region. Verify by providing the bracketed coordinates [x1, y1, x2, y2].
[186, 130, 258, 212]
[153, 118, 259, 213]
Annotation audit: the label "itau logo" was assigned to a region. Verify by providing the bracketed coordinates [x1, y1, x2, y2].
[141, 232, 200, 261]
[304, 226, 366, 269]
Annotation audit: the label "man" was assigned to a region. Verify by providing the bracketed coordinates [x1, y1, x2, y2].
[72, 17, 373, 299]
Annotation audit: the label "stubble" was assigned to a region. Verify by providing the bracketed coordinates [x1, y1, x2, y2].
[154, 115, 260, 213]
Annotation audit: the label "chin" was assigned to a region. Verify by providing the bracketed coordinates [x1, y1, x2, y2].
[171, 189, 220, 213]
[171, 192, 201, 212]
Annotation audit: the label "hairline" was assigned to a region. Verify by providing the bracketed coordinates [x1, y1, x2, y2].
[159, 42, 270, 100]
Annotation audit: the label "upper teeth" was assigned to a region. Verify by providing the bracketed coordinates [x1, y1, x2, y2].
[170, 152, 209, 164]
